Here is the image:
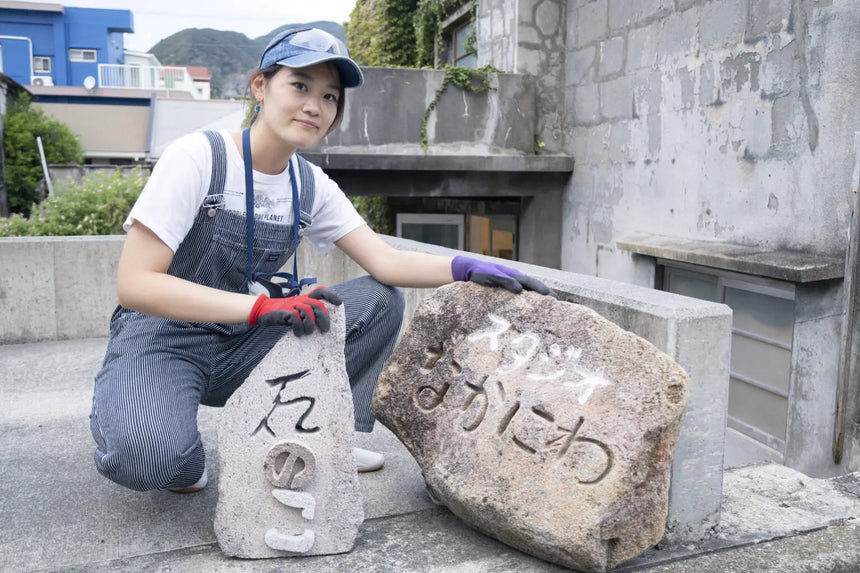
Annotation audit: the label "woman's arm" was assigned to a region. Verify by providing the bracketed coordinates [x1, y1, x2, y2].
[117, 220, 257, 323]
[335, 225, 455, 288]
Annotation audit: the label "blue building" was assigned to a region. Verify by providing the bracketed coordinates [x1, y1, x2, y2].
[0, 1, 133, 88]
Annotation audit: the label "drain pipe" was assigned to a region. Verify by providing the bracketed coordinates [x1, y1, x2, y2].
[833, 131, 860, 464]
[0, 35, 34, 80]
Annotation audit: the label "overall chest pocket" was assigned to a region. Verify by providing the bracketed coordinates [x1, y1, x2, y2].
[197, 209, 299, 289]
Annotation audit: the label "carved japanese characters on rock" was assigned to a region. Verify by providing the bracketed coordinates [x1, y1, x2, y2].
[372, 282, 689, 573]
[215, 306, 363, 559]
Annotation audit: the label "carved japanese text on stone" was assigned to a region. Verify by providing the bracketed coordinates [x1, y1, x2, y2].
[373, 282, 689, 572]
[215, 306, 363, 559]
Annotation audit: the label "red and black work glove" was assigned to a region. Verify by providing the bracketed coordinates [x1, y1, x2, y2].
[248, 287, 343, 336]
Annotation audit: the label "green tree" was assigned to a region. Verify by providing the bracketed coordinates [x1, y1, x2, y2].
[347, 0, 421, 67]
[4, 94, 83, 216]
[347, 0, 471, 68]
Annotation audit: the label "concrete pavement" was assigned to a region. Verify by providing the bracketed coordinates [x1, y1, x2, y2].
[1, 338, 858, 573]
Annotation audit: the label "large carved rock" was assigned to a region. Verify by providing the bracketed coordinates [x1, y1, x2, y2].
[215, 306, 363, 558]
[372, 283, 688, 572]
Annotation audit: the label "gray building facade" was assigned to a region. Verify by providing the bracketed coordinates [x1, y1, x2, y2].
[313, 0, 860, 479]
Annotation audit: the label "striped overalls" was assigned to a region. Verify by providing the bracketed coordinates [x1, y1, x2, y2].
[90, 132, 404, 491]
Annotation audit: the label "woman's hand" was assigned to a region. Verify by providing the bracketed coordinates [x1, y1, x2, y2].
[451, 255, 555, 296]
[335, 225, 554, 296]
[248, 287, 343, 335]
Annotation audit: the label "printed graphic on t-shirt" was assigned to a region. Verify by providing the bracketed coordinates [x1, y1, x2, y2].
[222, 183, 293, 225]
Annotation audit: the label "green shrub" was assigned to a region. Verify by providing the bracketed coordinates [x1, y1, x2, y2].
[349, 195, 394, 235]
[0, 168, 148, 237]
[4, 94, 84, 216]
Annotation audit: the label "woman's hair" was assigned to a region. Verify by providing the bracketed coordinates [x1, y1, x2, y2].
[246, 64, 346, 135]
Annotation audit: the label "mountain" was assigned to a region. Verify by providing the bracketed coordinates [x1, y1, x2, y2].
[150, 21, 346, 99]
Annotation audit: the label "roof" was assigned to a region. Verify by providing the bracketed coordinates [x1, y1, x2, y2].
[0, 1, 63, 12]
[184, 66, 212, 81]
[0, 72, 30, 97]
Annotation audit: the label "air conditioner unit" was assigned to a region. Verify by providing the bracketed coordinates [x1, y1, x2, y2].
[31, 76, 54, 86]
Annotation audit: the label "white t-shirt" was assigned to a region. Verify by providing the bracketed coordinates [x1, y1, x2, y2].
[125, 129, 366, 253]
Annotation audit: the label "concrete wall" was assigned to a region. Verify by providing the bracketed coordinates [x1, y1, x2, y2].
[315, 67, 537, 155]
[0, 234, 731, 544]
[47, 164, 152, 190]
[36, 102, 151, 159]
[149, 98, 245, 159]
[0, 236, 124, 343]
[562, 0, 860, 282]
[478, 0, 568, 153]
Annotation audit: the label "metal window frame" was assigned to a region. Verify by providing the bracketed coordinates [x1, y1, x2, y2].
[396, 213, 465, 251]
[33, 56, 51, 73]
[69, 48, 97, 63]
[660, 259, 796, 452]
[452, 20, 476, 66]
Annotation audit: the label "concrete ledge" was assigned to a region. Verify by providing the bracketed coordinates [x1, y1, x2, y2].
[0, 234, 731, 544]
[300, 152, 575, 173]
[0, 235, 124, 343]
[618, 233, 844, 283]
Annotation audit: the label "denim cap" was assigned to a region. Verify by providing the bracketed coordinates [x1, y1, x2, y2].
[260, 27, 364, 88]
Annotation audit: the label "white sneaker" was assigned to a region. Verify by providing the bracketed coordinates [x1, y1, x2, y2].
[167, 466, 208, 493]
[353, 447, 384, 473]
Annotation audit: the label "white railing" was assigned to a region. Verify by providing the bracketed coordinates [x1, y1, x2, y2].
[97, 64, 201, 98]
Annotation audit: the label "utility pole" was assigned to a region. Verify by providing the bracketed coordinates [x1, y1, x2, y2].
[833, 132, 860, 464]
[0, 113, 7, 217]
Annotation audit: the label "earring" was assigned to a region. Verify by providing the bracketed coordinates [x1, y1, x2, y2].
[254, 102, 261, 113]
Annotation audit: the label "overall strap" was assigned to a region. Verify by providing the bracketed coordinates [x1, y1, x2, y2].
[201, 130, 227, 198]
[294, 153, 316, 229]
[241, 138, 318, 298]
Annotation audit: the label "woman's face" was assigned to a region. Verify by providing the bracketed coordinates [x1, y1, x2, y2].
[253, 63, 341, 151]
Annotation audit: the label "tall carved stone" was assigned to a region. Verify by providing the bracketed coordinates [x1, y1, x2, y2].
[372, 283, 689, 572]
[215, 306, 363, 558]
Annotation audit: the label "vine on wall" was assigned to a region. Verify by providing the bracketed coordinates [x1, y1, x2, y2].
[421, 64, 497, 152]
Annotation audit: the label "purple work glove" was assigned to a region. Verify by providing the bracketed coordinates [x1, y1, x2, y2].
[451, 255, 554, 296]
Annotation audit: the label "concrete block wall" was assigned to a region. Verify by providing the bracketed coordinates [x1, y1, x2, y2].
[562, 0, 860, 283]
[0, 236, 124, 343]
[0, 235, 731, 544]
[478, 0, 567, 153]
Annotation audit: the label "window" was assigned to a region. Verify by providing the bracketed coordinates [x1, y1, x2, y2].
[33, 56, 51, 73]
[397, 214, 464, 250]
[439, 3, 477, 68]
[452, 21, 477, 68]
[466, 215, 516, 260]
[69, 49, 97, 62]
[662, 263, 796, 459]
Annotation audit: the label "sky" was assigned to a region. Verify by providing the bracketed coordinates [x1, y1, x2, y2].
[26, 0, 359, 52]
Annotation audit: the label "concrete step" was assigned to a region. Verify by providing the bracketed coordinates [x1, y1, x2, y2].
[1, 338, 859, 573]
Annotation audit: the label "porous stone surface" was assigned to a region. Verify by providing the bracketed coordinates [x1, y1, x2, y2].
[214, 306, 363, 558]
[372, 282, 689, 572]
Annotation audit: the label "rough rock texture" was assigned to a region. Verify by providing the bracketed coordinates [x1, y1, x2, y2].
[372, 283, 689, 572]
[214, 306, 363, 558]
